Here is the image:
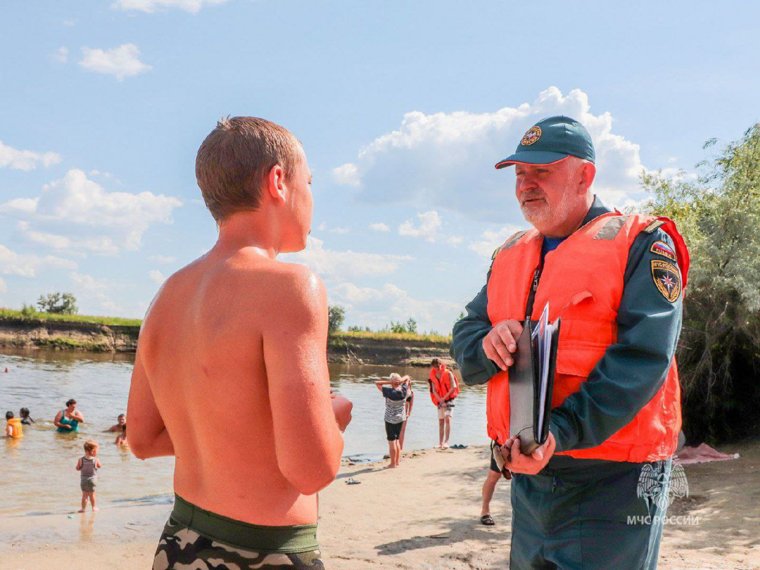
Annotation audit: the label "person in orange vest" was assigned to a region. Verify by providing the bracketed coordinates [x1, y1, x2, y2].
[452, 115, 688, 569]
[428, 358, 459, 449]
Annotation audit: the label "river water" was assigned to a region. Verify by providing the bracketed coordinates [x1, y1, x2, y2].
[0, 349, 487, 517]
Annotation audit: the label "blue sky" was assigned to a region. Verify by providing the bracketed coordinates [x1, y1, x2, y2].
[1, 1, 758, 334]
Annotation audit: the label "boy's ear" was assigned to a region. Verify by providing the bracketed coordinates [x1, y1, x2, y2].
[265, 164, 287, 203]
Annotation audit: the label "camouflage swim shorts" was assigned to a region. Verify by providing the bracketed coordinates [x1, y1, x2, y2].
[153, 495, 325, 570]
[152, 517, 324, 569]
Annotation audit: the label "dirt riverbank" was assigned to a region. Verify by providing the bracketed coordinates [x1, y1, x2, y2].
[0, 317, 452, 366]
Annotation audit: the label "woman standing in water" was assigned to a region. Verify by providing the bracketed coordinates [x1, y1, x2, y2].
[54, 399, 85, 433]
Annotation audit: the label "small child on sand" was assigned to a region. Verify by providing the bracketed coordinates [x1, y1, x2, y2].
[76, 440, 102, 512]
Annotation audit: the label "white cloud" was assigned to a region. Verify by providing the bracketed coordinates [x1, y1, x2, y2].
[333, 87, 651, 223]
[0, 243, 77, 278]
[53, 47, 69, 63]
[286, 237, 412, 281]
[113, 0, 229, 13]
[0, 140, 61, 171]
[399, 210, 442, 242]
[468, 224, 525, 259]
[70, 272, 124, 315]
[398, 210, 463, 245]
[0, 169, 182, 255]
[79, 44, 151, 81]
[0, 277, 6, 294]
[149, 254, 177, 264]
[332, 163, 360, 187]
[369, 222, 390, 232]
[148, 269, 165, 284]
[332, 282, 461, 334]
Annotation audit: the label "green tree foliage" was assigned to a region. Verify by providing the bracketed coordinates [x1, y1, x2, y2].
[388, 318, 418, 334]
[36, 292, 79, 315]
[328, 305, 345, 334]
[642, 124, 760, 443]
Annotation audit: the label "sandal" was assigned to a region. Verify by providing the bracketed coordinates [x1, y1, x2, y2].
[480, 514, 495, 526]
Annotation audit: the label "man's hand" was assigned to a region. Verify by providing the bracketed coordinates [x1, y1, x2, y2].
[331, 393, 353, 432]
[482, 319, 523, 370]
[501, 433, 556, 475]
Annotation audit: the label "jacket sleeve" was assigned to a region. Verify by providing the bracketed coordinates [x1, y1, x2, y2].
[451, 283, 500, 386]
[549, 228, 684, 452]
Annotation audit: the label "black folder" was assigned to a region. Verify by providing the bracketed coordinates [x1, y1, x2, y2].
[508, 303, 560, 455]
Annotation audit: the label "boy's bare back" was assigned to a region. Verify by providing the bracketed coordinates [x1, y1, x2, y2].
[127, 117, 351, 528]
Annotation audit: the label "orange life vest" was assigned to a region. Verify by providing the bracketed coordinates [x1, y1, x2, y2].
[429, 366, 460, 405]
[6, 418, 23, 439]
[486, 212, 689, 463]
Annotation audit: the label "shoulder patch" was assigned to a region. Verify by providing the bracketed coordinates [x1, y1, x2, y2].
[650, 240, 677, 262]
[651, 259, 681, 302]
[643, 219, 665, 234]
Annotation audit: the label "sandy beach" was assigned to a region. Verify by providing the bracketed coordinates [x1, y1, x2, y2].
[1, 442, 758, 570]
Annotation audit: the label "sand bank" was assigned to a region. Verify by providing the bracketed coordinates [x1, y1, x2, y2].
[1, 442, 758, 569]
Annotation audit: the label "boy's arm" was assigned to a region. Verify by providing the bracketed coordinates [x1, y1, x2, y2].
[75, 458, 82, 471]
[127, 350, 174, 460]
[264, 267, 349, 496]
[96, 459, 102, 468]
[442, 371, 458, 400]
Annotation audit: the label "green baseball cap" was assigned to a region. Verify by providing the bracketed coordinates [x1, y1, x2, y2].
[495, 115, 595, 169]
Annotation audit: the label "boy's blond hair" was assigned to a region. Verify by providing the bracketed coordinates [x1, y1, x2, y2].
[83, 440, 99, 453]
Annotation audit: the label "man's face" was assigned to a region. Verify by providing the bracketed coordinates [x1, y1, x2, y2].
[514, 157, 589, 237]
[283, 150, 313, 252]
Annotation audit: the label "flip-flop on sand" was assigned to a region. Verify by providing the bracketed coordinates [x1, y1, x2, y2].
[480, 514, 495, 526]
[345, 478, 361, 485]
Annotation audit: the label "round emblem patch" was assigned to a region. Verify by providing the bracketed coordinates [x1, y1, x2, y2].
[521, 126, 542, 146]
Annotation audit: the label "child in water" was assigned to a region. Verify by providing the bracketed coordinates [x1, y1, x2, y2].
[114, 424, 128, 448]
[5, 411, 23, 438]
[19, 407, 34, 425]
[76, 440, 102, 512]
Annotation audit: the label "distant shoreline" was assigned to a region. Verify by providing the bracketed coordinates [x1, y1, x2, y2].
[0, 316, 453, 366]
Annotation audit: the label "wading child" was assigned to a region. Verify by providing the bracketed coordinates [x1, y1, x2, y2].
[375, 373, 411, 468]
[19, 407, 34, 425]
[76, 440, 102, 512]
[5, 411, 23, 438]
[115, 424, 128, 447]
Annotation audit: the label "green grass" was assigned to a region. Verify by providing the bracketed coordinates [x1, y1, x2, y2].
[0, 308, 142, 327]
[332, 330, 451, 344]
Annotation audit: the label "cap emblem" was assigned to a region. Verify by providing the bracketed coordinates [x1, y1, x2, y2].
[521, 126, 542, 146]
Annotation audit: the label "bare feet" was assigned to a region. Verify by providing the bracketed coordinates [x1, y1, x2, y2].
[77, 509, 85, 513]
[93, 507, 99, 512]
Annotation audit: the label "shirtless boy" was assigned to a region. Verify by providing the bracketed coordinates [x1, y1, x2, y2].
[127, 117, 353, 569]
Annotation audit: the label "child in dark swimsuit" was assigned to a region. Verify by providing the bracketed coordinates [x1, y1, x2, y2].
[76, 440, 102, 512]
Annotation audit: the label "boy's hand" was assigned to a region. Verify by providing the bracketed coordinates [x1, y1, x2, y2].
[330, 393, 353, 432]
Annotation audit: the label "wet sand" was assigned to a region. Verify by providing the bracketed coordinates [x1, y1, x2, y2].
[1, 441, 758, 569]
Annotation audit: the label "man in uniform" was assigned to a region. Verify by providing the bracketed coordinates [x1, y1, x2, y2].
[451, 116, 688, 569]
[128, 117, 353, 569]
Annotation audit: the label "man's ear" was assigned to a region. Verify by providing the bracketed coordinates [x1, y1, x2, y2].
[580, 161, 596, 192]
[265, 163, 287, 203]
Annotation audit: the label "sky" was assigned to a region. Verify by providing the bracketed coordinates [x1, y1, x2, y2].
[1, 1, 758, 334]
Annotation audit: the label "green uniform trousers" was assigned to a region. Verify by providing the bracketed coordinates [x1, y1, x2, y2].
[509, 459, 672, 569]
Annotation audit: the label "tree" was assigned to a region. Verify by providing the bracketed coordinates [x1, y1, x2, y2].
[641, 123, 760, 443]
[328, 305, 345, 334]
[37, 292, 79, 315]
